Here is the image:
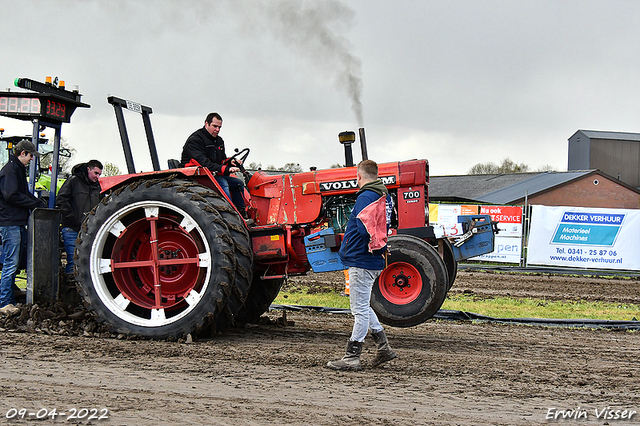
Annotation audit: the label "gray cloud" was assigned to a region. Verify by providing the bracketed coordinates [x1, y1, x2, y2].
[1, 0, 640, 176]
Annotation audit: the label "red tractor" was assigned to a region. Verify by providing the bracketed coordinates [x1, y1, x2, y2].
[74, 98, 497, 339]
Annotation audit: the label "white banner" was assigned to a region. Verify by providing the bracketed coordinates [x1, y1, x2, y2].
[472, 205, 523, 263]
[472, 235, 522, 263]
[430, 204, 524, 263]
[527, 205, 640, 270]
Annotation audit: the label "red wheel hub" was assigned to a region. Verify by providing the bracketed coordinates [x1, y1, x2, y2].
[110, 215, 204, 310]
[379, 262, 423, 304]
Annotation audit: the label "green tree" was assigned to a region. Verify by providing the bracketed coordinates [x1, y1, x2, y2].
[102, 162, 121, 177]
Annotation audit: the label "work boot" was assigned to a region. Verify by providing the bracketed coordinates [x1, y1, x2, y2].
[239, 209, 255, 226]
[0, 304, 20, 316]
[370, 330, 397, 367]
[326, 340, 363, 371]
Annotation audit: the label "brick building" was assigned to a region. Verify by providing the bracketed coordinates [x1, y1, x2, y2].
[429, 170, 640, 209]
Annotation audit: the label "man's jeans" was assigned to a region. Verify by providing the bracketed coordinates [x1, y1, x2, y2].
[215, 175, 246, 210]
[0, 226, 25, 308]
[348, 266, 384, 342]
[61, 228, 79, 274]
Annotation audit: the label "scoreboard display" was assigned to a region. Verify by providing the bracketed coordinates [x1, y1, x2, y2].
[0, 94, 72, 122]
[0, 78, 89, 123]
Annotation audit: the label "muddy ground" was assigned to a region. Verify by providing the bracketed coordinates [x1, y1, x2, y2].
[1, 268, 640, 425]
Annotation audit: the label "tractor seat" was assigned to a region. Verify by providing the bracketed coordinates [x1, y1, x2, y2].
[167, 159, 181, 169]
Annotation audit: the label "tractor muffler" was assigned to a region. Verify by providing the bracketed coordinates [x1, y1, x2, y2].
[338, 127, 368, 167]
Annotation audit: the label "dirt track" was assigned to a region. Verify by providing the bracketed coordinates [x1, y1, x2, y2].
[1, 269, 640, 425]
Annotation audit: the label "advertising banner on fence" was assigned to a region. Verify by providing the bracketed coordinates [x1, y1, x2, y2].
[429, 204, 479, 237]
[429, 204, 524, 263]
[472, 205, 524, 263]
[480, 205, 523, 238]
[527, 205, 640, 270]
[473, 235, 522, 263]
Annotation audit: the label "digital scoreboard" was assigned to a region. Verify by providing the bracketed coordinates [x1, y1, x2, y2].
[0, 78, 89, 123]
[0, 94, 73, 122]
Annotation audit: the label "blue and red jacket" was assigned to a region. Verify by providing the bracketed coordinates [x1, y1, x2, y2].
[339, 179, 393, 270]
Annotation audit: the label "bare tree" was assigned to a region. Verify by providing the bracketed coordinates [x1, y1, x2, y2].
[39, 140, 76, 175]
[468, 158, 531, 174]
[281, 163, 303, 173]
[535, 164, 557, 172]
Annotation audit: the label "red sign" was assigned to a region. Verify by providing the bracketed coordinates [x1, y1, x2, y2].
[480, 205, 523, 224]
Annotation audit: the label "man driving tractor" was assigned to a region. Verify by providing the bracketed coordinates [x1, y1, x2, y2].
[180, 112, 249, 219]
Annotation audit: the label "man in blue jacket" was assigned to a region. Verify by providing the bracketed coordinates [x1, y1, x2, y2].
[327, 159, 397, 371]
[0, 140, 46, 315]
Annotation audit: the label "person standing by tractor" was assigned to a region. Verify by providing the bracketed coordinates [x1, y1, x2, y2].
[180, 112, 249, 218]
[327, 159, 397, 371]
[56, 160, 103, 282]
[0, 140, 46, 315]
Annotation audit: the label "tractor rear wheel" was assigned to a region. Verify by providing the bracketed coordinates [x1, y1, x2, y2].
[233, 274, 284, 325]
[371, 235, 448, 327]
[175, 181, 253, 330]
[75, 178, 236, 339]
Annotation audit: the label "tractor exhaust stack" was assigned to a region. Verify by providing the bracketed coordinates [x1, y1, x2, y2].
[359, 127, 368, 162]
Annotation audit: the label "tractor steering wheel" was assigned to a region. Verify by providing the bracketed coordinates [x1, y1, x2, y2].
[228, 148, 250, 168]
[228, 148, 251, 181]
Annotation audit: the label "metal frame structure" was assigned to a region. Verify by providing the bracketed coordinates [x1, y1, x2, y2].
[107, 96, 160, 173]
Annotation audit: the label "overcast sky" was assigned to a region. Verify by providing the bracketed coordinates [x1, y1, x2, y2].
[2, 0, 639, 176]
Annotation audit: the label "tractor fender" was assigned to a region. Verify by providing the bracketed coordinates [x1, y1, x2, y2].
[98, 166, 206, 193]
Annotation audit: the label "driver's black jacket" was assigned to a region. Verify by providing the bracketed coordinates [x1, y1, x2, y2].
[180, 127, 232, 175]
[0, 155, 45, 226]
[56, 162, 103, 232]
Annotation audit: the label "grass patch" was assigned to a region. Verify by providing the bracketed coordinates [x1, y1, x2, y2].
[443, 294, 640, 321]
[274, 287, 640, 321]
[274, 288, 350, 309]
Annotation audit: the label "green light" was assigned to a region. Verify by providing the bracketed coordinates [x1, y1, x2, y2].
[13, 78, 20, 87]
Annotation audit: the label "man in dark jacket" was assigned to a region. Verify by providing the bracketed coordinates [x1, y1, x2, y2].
[180, 112, 247, 216]
[327, 159, 397, 371]
[0, 140, 46, 315]
[56, 160, 103, 278]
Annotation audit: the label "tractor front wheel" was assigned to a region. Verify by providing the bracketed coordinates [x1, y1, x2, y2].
[371, 235, 448, 327]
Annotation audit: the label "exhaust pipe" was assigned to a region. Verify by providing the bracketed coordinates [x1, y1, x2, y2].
[359, 127, 368, 161]
[339, 128, 368, 167]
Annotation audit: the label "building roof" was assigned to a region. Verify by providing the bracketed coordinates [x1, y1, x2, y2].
[475, 171, 595, 204]
[571, 130, 640, 142]
[429, 170, 598, 204]
[428, 173, 540, 202]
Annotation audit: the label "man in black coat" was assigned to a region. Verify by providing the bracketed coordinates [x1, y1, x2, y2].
[180, 112, 247, 216]
[0, 140, 46, 315]
[56, 160, 103, 278]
